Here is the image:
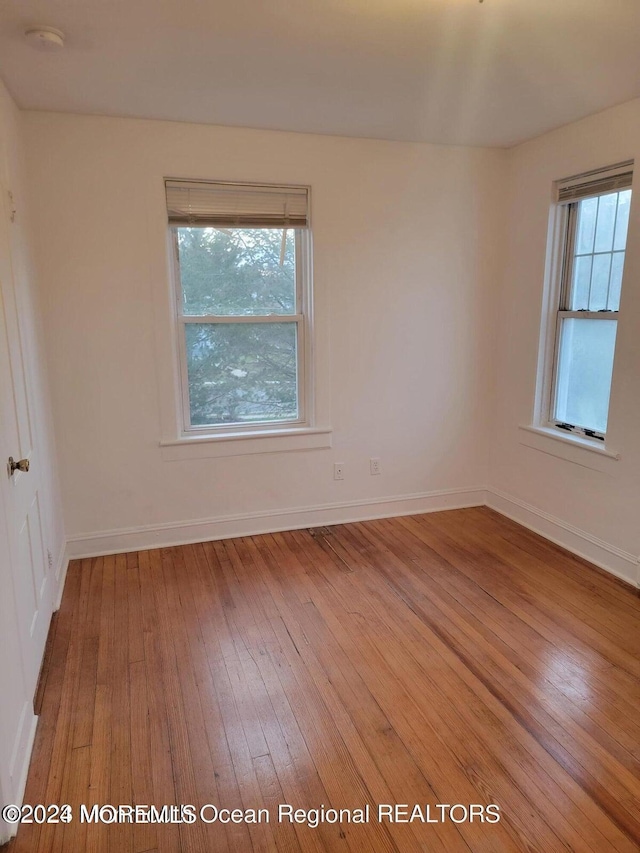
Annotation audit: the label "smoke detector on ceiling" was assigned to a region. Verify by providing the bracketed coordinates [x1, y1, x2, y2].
[24, 27, 65, 51]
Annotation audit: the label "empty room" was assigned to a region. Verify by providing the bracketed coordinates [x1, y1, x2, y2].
[1, 1, 639, 851]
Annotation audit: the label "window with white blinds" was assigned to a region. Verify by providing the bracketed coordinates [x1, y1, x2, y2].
[166, 180, 312, 433]
[165, 180, 309, 228]
[555, 162, 633, 204]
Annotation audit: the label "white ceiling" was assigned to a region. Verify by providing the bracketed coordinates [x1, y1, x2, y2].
[1, 0, 639, 148]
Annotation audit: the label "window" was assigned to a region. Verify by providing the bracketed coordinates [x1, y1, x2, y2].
[166, 180, 311, 434]
[542, 163, 633, 441]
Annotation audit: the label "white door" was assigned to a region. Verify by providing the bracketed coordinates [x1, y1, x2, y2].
[0, 176, 53, 808]
[0, 458, 34, 844]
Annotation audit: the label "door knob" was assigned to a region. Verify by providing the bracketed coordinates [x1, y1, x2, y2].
[7, 457, 29, 476]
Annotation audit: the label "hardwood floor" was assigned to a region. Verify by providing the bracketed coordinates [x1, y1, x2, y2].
[6, 507, 640, 852]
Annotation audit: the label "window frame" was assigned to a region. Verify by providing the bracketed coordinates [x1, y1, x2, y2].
[169, 219, 314, 439]
[538, 168, 633, 444]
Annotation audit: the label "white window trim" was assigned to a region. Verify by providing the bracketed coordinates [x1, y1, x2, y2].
[518, 424, 619, 475]
[534, 202, 570, 432]
[150, 177, 332, 459]
[159, 426, 332, 461]
[541, 204, 619, 443]
[531, 167, 631, 457]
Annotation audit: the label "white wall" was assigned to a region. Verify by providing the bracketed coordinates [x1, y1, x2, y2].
[0, 80, 65, 840]
[18, 104, 640, 585]
[23, 112, 503, 554]
[489, 99, 640, 586]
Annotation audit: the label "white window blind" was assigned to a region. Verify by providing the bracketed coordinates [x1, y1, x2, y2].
[165, 179, 309, 228]
[556, 161, 633, 204]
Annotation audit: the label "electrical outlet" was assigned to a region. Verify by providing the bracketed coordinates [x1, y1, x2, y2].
[333, 463, 345, 480]
[370, 457, 381, 475]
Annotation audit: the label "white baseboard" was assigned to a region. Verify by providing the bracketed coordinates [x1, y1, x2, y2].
[54, 543, 70, 611]
[486, 488, 639, 588]
[65, 487, 487, 559]
[62, 485, 639, 589]
[0, 819, 10, 845]
[13, 711, 37, 810]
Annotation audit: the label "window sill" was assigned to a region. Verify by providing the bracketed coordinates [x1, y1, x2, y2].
[160, 426, 332, 460]
[518, 425, 620, 472]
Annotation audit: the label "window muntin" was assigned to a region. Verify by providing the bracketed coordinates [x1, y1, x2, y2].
[549, 181, 632, 439]
[166, 179, 311, 434]
[567, 190, 630, 312]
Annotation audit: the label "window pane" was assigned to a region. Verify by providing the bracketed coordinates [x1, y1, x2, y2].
[588, 253, 611, 311]
[185, 323, 298, 426]
[593, 193, 617, 253]
[569, 189, 631, 311]
[555, 318, 617, 433]
[575, 196, 597, 254]
[177, 227, 296, 316]
[608, 252, 625, 311]
[570, 255, 592, 309]
[613, 189, 631, 251]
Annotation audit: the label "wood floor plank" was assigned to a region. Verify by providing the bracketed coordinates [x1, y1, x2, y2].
[338, 516, 636, 848]
[401, 512, 640, 712]
[9, 563, 83, 853]
[149, 548, 209, 853]
[129, 659, 158, 853]
[420, 510, 640, 678]
[110, 554, 133, 828]
[380, 516, 640, 743]
[201, 538, 334, 853]
[287, 527, 587, 852]
[163, 545, 244, 853]
[261, 531, 479, 853]
[204, 538, 328, 853]
[375, 516, 640, 762]
[35, 559, 94, 853]
[126, 565, 145, 665]
[473, 508, 639, 611]
[7, 508, 640, 853]
[138, 549, 180, 853]
[441, 509, 640, 656]
[227, 535, 403, 853]
[87, 555, 114, 853]
[178, 542, 257, 853]
[58, 745, 91, 853]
